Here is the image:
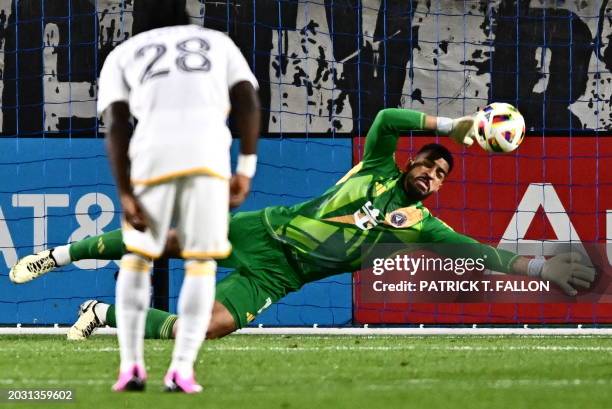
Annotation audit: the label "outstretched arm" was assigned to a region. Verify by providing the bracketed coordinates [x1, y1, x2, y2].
[361, 109, 427, 169]
[361, 109, 475, 171]
[420, 216, 595, 296]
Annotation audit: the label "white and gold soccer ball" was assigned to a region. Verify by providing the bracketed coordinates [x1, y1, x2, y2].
[473, 102, 525, 153]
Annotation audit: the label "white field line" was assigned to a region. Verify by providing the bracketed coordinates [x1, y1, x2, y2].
[202, 345, 612, 352]
[2, 345, 612, 353]
[237, 327, 612, 336]
[0, 377, 610, 390]
[2, 327, 612, 336]
[362, 378, 612, 390]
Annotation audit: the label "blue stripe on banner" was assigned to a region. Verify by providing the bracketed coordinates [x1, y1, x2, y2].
[0, 138, 353, 326]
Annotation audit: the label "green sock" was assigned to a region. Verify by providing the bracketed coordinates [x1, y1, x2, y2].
[106, 304, 177, 340]
[106, 304, 117, 328]
[68, 229, 126, 261]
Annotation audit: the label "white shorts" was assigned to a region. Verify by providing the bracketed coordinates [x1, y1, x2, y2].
[122, 175, 231, 260]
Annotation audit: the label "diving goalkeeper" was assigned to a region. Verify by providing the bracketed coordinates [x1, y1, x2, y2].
[9, 108, 595, 340]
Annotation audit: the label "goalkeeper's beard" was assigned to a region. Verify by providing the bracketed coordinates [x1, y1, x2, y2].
[402, 173, 431, 202]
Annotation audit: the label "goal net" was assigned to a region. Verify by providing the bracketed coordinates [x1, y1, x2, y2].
[0, 0, 609, 327]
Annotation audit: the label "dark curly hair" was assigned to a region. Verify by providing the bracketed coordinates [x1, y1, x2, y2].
[414, 143, 454, 173]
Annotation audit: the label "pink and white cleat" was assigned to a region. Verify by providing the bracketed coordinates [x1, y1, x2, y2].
[112, 364, 147, 392]
[163, 369, 203, 393]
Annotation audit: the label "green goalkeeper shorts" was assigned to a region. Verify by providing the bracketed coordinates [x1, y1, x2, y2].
[215, 210, 303, 329]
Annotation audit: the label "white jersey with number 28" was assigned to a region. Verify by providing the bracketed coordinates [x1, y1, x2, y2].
[97, 25, 258, 185]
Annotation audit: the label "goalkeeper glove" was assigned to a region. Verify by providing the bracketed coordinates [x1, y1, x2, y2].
[447, 116, 476, 146]
[528, 253, 596, 296]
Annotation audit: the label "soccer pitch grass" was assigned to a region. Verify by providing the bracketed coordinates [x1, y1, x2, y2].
[0, 335, 611, 409]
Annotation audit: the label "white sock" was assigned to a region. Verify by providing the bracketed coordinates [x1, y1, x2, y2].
[51, 245, 71, 266]
[116, 254, 151, 372]
[436, 117, 453, 134]
[93, 302, 109, 325]
[170, 260, 216, 378]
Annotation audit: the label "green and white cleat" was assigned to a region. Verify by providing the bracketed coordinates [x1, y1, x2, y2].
[9, 250, 57, 284]
[67, 300, 103, 341]
[449, 116, 476, 146]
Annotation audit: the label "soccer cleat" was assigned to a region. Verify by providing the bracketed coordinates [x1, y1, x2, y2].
[9, 250, 57, 284]
[449, 116, 476, 146]
[112, 364, 147, 392]
[163, 369, 203, 393]
[67, 300, 102, 341]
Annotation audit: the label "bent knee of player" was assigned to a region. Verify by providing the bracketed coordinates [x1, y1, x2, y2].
[206, 301, 237, 340]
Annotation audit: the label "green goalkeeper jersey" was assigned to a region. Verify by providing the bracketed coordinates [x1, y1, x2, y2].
[262, 108, 519, 281]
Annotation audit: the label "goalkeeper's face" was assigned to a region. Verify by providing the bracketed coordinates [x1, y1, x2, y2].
[404, 154, 450, 200]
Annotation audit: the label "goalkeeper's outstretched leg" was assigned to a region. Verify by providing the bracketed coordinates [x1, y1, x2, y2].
[10, 209, 302, 341]
[9, 229, 240, 340]
[68, 298, 236, 341]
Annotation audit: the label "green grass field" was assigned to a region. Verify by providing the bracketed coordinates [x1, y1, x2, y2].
[0, 334, 611, 409]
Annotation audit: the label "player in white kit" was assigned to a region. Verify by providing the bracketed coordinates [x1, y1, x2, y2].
[98, 4, 260, 393]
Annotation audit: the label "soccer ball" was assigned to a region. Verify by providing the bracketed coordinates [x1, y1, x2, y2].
[473, 102, 525, 153]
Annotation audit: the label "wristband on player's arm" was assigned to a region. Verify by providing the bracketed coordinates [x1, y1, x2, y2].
[527, 257, 546, 278]
[236, 154, 257, 178]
